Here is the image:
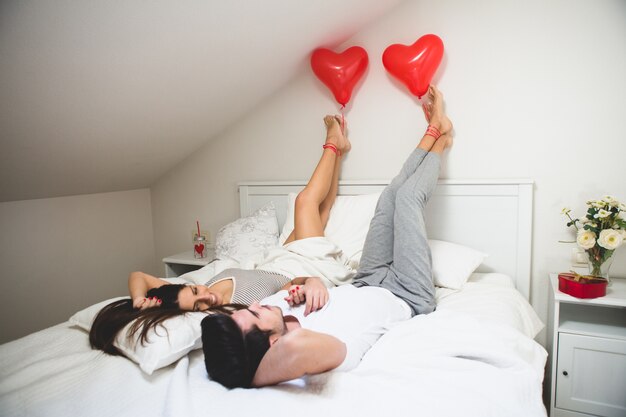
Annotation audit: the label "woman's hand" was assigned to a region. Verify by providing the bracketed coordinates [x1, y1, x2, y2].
[284, 277, 329, 316]
[132, 296, 162, 310]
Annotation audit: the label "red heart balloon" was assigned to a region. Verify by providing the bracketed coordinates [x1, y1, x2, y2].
[382, 34, 444, 98]
[310, 46, 369, 107]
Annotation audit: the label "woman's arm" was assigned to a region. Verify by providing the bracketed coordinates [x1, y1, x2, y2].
[282, 277, 309, 288]
[128, 271, 169, 309]
[252, 328, 346, 387]
[282, 277, 329, 315]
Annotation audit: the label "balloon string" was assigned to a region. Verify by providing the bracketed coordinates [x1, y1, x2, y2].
[340, 107, 345, 134]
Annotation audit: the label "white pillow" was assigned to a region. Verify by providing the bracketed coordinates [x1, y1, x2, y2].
[69, 295, 206, 375]
[215, 203, 279, 262]
[278, 193, 486, 287]
[115, 311, 206, 375]
[279, 192, 380, 262]
[429, 239, 487, 290]
[69, 296, 129, 330]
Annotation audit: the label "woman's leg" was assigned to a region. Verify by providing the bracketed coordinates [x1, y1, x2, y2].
[283, 116, 350, 244]
[319, 117, 348, 227]
[356, 86, 451, 273]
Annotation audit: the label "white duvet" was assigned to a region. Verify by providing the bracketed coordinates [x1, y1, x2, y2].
[0, 274, 548, 417]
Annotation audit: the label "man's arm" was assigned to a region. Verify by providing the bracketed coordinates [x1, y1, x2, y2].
[252, 328, 346, 387]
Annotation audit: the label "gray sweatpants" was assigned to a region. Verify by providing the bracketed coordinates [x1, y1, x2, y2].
[353, 148, 439, 316]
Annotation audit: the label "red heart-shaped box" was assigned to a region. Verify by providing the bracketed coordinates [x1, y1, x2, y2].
[558, 272, 607, 299]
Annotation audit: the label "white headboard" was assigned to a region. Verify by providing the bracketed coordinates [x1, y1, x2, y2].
[239, 179, 533, 300]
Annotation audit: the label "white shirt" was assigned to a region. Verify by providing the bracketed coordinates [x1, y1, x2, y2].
[260, 285, 411, 371]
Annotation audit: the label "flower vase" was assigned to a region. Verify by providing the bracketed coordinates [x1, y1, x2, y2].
[586, 248, 614, 285]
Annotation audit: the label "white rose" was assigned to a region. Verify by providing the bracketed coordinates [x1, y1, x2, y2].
[577, 230, 597, 249]
[598, 229, 623, 250]
[594, 209, 611, 219]
[579, 217, 590, 224]
[602, 195, 616, 206]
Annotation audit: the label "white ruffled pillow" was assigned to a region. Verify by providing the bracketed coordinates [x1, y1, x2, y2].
[279, 192, 380, 262]
[69, 293, 206, 375]
[215, 203, 279, 262]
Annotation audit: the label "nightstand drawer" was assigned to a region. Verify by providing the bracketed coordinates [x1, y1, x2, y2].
[556, 332, 626, 417]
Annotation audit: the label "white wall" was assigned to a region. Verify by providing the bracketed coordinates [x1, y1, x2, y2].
[0, 189, 157, 343]
[151, 0, 626, 346]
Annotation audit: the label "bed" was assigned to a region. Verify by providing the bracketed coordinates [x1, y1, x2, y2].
[0, 179, 548, 417]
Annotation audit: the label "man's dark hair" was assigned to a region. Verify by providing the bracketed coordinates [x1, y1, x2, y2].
[201, 314, 272, 388]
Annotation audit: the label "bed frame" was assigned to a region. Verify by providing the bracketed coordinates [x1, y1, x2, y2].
[239, 179, 534, 300]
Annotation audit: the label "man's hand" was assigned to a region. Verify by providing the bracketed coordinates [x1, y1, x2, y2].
[284, 277, 329, 316]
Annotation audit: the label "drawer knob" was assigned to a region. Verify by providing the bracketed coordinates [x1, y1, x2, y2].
[562, 371, 568, 376]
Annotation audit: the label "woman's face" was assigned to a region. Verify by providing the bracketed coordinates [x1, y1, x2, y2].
[177, 285, 222, 311]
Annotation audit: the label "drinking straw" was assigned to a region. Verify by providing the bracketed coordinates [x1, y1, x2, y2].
[197, 221, 201, 238]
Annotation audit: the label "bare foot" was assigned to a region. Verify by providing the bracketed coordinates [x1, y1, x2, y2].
[422, 85, 452, 135]
[324, 115, 351, 154]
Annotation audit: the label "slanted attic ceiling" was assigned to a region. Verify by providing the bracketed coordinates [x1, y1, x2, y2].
[0, 0, 403, 202]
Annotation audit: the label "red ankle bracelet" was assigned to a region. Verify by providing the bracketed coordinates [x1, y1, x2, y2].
[323, 143, 341, 156]
[425, 125, 442, 140]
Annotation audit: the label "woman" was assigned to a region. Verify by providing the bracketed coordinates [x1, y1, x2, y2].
[90, 114, 352, 354]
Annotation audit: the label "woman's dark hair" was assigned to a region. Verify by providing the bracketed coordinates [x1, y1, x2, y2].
[89, 297, 188, 355]
[146, 284, 184, 308]
[201, 314, 271, 389]
[89, 283, 246, 357]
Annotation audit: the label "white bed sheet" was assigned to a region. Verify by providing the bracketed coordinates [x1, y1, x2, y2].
[0, 271, 547, 417]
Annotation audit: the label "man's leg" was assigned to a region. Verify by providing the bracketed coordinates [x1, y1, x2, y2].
[381, 150, 442, 315]
[354, 148, 429, 277]
[355, 86, 453, 315]
[355, 85, 451, 277]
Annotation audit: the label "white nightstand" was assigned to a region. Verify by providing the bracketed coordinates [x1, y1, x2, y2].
[162, 249, 215, 278]
[547, 273, 626, 417]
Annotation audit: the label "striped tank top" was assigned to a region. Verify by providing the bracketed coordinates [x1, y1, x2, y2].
[205, 268, 292, 305]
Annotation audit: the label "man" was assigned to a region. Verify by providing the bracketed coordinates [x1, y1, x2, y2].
[202, 86, 452, 388]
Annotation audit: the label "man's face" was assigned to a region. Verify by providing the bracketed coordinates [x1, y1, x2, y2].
[231, 302, 286, 336]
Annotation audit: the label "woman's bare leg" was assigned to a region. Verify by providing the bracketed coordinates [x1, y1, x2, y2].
[283, 116, 350, 244]
[319, 116, 349, 226]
